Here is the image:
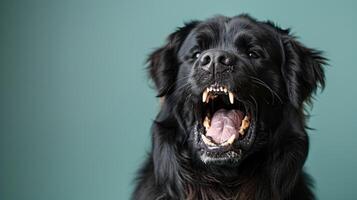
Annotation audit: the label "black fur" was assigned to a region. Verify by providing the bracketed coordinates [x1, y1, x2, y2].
[133, 14, 326, 200]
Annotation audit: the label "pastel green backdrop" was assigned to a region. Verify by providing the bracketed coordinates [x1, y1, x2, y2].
[0, 0, 355, 199]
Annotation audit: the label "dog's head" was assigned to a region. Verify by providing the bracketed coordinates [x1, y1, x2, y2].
[148, 15, 325, 167]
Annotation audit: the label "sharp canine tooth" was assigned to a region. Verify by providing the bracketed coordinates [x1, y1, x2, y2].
[206, 94, 210, 103]
[224, 88, 227, 93]
[228, 92, 234, 104]
[202, 89, 209, 103]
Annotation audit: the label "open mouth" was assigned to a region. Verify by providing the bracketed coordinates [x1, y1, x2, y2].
[195, 83, 255, 163]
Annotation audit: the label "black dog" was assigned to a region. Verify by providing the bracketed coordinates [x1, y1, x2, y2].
[133, 14, 326, 200]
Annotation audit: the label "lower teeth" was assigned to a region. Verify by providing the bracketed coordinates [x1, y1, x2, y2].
[203, 116, 210, 129]
[201, 134, 217, 146]
[201, 115, 250, 146]
[239, 116, 250, 135]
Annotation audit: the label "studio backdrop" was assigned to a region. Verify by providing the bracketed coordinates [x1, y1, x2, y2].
[0, 0, 356, 199]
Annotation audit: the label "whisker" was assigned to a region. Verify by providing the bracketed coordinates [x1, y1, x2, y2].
[160, 74, 192, 96]
[175, 82, 191, 93]
[248, 76, 283, 104]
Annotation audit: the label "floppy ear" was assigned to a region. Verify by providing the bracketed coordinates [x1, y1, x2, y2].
[148, 21, 198, 97]
[281, 35, 326, 108]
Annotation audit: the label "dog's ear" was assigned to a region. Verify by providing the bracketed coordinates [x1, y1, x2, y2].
[281, 34, 327, 108]
[148, 21, 199, 97]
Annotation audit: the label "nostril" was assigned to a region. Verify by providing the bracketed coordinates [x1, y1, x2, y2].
[218, 55, 233, 66]
[200, 54, 211, 66]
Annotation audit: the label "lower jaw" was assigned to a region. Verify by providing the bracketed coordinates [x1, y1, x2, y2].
[200, 149, 243, 165]
[193, 118, 256, 165]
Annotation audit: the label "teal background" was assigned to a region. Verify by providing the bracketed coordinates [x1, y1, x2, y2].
[0, 0, 356, 199]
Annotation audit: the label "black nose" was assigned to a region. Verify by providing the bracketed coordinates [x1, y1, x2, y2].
[199, 50, 235, 74]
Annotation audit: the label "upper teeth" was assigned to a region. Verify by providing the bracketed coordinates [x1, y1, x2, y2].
[202, 85, 235, 104]
[228, 92, 234, 104]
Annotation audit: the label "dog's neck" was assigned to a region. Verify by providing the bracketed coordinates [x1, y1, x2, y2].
[173, 148, 271, 200]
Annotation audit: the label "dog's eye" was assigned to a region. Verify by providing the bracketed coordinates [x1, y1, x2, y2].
[192, 51, 201, 59]
[248, 51, 259, 59]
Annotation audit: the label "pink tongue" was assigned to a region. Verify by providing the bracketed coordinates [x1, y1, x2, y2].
[206, 109, 244, 144]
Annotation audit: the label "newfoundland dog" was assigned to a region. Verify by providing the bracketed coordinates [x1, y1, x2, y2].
[132, 14, 326, 200]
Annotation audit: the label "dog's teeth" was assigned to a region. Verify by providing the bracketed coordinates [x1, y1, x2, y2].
[221, 134, 236, 146]
[220, 87, 223, 91]
[201, 134, 216, 146]
[223, 88, 227, 93]
[239, 116, 250, 135]
[203, 116, 210, 129]
[227, 134, 236, 144]
[202, 89, 209, 103]
[228, 91, 234, 104]
[206, 95, 210, 103]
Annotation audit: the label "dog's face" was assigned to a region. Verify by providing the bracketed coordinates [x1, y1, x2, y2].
[148, 15, 325, 167]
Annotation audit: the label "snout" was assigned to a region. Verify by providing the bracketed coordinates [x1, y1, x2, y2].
[198, 50, 236, 76]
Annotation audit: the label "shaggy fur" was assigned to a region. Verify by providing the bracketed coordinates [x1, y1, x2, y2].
[132, 14, 326, 200]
